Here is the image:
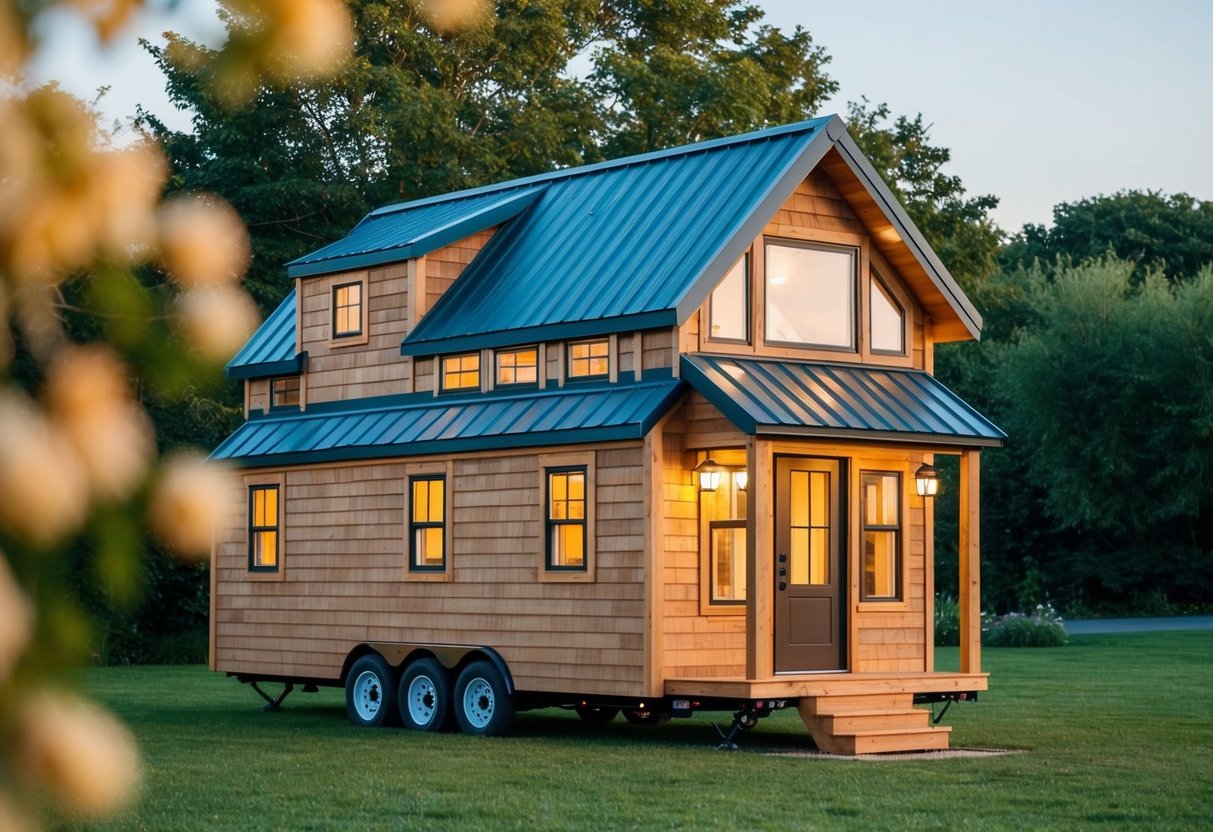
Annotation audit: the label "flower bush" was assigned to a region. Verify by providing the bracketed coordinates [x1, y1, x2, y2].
[984, 602, 1069, 647]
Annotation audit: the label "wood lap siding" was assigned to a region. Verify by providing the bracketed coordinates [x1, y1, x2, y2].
[213, 444, 647, 695]
[426, 230, 495, 313]
[765, 170, 865, 239]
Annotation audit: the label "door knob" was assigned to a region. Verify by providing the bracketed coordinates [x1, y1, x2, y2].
[778, 581, 787, 591]
[778, 553, 787, 563]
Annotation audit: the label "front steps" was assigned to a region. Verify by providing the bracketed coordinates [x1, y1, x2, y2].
[797, 692, 951, 755]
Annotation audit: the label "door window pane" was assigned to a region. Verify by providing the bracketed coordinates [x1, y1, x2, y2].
[788, 470, 830, 585]
[765, 242, 856, 350]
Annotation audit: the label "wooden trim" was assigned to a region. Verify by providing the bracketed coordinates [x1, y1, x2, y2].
[642, 411, 675, 697]
[402, 460, 455, 583]
[406, 257, 424, 332]
[924, 451, 935, 672]
[746, 436, 774, 679]
[243, 471, 287, 582]
[537, 451, 597, 583]
[959, 449, 981, 674]
[208, 524, 217, 671]
[608, 334, 619, 384]
[294, 276, 303, 356]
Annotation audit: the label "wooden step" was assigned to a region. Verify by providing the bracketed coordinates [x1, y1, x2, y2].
[849, 725, 951, 755]
[808, 693, 913, 715]
[798, 696, 953, 755]
[819, 708, 931, 733]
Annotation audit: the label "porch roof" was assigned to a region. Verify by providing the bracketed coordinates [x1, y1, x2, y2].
[681, 354, 1005, 448]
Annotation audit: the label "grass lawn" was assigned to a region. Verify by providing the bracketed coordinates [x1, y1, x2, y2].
[56, 632, 1212, 831]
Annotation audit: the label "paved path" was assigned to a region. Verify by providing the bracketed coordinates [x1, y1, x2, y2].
[1064, 615, 1213, 635]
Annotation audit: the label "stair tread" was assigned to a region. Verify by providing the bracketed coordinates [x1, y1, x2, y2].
[817, 708, 925, 717]
[845, 725, 951, 737]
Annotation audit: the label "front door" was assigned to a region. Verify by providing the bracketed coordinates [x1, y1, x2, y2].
[774, 456, 845, 672]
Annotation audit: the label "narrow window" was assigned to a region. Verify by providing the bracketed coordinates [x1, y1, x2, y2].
[270, 376, 300, 409]
[707, 470, 749, 604]
[708, 255, 749, 343]
[546, 468, 586, 570]
[441, 353, 480, 391]
[248, 485, 280, 572]
[861, 471, 901, 600]
[332, 282, 363, 338]
[765, 241, 856, 351]
[409, 476, 446, 572]
[870, 276, 906, 354]
[567, 339, 609, 379]
[496, 347, 538, 386]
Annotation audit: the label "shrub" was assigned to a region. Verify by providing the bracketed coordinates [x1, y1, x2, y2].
[935, 593, 960, 646]
[984, 602, 1068, 647]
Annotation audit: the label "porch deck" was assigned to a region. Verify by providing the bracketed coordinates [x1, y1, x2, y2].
[664, 671, 988, 700]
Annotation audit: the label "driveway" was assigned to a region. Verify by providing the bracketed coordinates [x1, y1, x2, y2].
[1065, 615, 1213, 635]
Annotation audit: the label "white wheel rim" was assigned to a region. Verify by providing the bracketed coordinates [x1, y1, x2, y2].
[353, 670, 383, 721]
[407, 674, 438, 725]
[462, 676, 494, 729]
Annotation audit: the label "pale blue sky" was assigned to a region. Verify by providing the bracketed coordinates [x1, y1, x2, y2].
[28, 0, 1213, 231]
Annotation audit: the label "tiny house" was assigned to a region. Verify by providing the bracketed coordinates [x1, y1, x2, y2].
[211, 116, 1004, 754]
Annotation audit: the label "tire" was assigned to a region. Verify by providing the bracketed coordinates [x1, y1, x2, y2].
[453, 660, 514, 737]
[398, 657, 451, 732]
[575, 705, 619, 724]
[345, 654, 398, 728]
[623, 709, 670, 726]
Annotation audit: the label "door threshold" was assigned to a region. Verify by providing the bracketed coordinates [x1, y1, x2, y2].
[775, 669, 848, 676]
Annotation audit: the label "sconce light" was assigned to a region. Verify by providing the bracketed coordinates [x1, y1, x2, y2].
[694, 458, 725, 493]
[915, 463, 939, 497]
[734, 471, 748, 492]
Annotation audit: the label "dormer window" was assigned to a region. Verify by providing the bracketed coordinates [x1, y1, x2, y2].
[870, 275, 905, 355]
[332, 282, 363, 338]
[568, 339, 609, 380]
[270, 377, 301, 409]
[441, 353, 480, 391]
[765, 240, 856, 351]
[496, 347, 538, 387]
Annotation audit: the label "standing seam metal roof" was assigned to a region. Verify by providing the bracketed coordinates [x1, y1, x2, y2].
[225, 289, 302, 380]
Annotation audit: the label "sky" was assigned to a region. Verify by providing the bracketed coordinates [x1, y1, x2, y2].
[26, 0, 1213, 232]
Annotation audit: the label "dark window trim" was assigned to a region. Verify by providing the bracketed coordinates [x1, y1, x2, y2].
[269, 376, 301, 410]
[707, 253, 750, 345]
[439, 352, 481, 393]
[763, 238, 859, 353]
[860, 470, 902, 601]
[408, 474, 446, 573]
[494, 346, 540, 388]
[566, 339, 610, 381]
[869, 273, 907, 357]
[545, 465, 588, 572]
[332, 281, 363, 339]
[248, 484, 280, 573]
[708, 518, 747, 606]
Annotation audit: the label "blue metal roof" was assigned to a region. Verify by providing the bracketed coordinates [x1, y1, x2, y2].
[210, 376, 684, 468]
[226, 289, 303, 380]
[286, 188, 545, 278]
[400, 118, 837, 356]
[681, 354, 1005, 447]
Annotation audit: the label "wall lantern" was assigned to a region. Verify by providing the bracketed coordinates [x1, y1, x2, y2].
[694, 458, 725, 492]
[734, 471, 749, 492]
[915, 463, 939, 497]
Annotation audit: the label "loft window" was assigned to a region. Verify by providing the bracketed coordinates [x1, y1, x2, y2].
[568, 339, 609, 379]
[332, 282, 363, 338]
[765, 240, 856, 351]
[546, 468, 587, 570]
[441, 353, 480, 391]
[496, 347, 538, 386]
[248, 485, 280, 572]
[270, 377, 300, 409]
[861, 471, 901, 600]
[409, 476, 446, 572]
[870, 275, 906, 355]
[708, 255, 749, 343]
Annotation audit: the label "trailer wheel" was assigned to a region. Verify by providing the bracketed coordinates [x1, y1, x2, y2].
[575, 705, 619, 724]
[398, 657, 450, 732]
[453, 660, 514, 737]
[345, 654, 397, 728]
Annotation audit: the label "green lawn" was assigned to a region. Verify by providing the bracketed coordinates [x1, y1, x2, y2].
[58, 632, 1212, 831]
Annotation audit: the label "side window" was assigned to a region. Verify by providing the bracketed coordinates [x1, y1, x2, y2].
[248, 484, 280, 573]
[270, 377, 301, 409]
[870, 275, 906, 355]
[861, 471, 901, 600]
[567, 339, 609, 380]
[496, 347, 539, 387]
[409, 476, 446, 572]
[765, 240, 857, 351]
[546, 468, 586, 570]
[441, 353, 480, 391]
[708, 255, 749, 343]
[332, 282, 363, 338]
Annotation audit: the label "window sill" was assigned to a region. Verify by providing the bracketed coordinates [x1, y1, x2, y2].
[245, 570, 286, 582]
[539, 569, 595, 584]
[403, 569, 453, 583]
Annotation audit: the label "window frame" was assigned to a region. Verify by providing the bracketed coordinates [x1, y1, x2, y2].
[495, 346, 540, 388]
[538, 452, 596, 583]
[440, 352, 481, 393]
[707, 254, 750, 345]
[697, 450, 750, 615]
[407, 474, 447, 574]
[331, 280, 364, 340]
[566, 338, 610, 381]
[763, 238, 859, 353]
[245, 477, 285, 579]
[869, 272, 907, 357]
[859, 469, 902, 602]
[270, 376, 301, 410]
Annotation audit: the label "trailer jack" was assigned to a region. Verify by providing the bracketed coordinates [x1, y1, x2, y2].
[250, 681, 294, 712]
[713, 709, 759, 751]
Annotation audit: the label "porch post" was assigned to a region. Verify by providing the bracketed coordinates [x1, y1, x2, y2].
[746, 436, 773, 680]
[958, 449, 981, 674]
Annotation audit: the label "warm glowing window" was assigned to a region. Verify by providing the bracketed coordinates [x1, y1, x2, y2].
[789, 470, 830, 585]
[496, 347, 538, 386]
[332, 282, 363, 338]
[271, 377, 300, 409]
[441, 353, 480, 391]
[409, 476, 446, 572]
[708, 256, 749, 343]
[870, 276, 905, 354]
[706, 468, 749, 604]
[765, 241, 856, 350]
[861, 471, 901, 600]
[546, 468, 586, 570]
[567, 339, 609, 379]
[248, 485, 280, 572]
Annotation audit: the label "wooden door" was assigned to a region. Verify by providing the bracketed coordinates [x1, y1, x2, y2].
[774, 456, 845, 672]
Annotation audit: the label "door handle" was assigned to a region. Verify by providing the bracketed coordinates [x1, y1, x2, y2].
[778, 552, 787, 563]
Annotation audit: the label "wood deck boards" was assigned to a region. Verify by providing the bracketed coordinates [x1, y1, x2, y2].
[663, 671, 988, 699]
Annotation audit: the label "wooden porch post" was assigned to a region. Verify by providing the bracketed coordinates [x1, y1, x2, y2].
[642, 415, 668, 698]
[746, 437, 773, 680]
[958, 449, 981, 674]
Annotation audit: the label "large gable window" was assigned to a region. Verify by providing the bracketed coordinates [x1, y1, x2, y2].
[708, 256, 749, 343]
[870, 275, 906, 355]
[765, 241, 856, 351]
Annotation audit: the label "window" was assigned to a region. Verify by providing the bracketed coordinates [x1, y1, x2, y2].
[861, 471, 901, 600]
[765, 241, 856, 350]
[332, 282, 363, 338]
[708, 255, 749, 343]
[496, 347, 538, 386]
[270, 376, 300, 409]
[248, 485, 280, 572]
[409, 476, 446, 572]
[546, 468, 586, 570]
[789, 469, 831, 585]
[706, 469, 748, 604]
[441, 353, 480, 391]
[567, 339, 609, 379]
[870, 276, 905, 354]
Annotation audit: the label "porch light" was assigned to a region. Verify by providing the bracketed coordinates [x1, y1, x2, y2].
[695, 458, 725, 492]
[915, 463, 939, 497]
[734, 471, 748, 492]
